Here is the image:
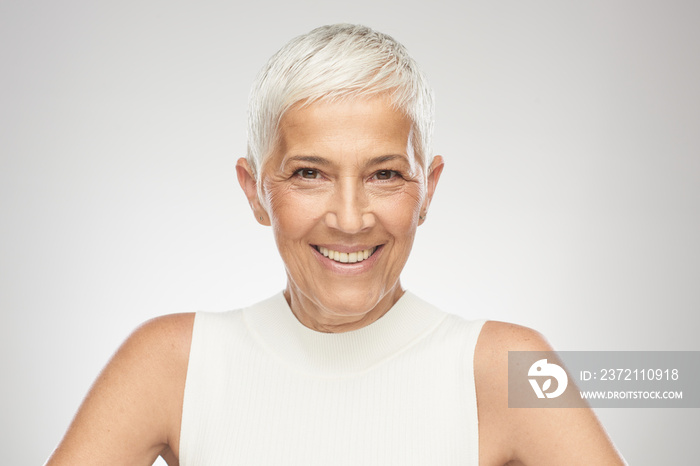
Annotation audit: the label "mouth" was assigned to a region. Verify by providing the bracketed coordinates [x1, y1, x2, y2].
[312, 245, 379, 264]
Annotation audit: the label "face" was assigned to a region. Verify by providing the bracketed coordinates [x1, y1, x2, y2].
[237, 95, 443, 331]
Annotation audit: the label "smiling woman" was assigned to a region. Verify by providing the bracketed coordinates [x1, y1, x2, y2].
[45, 24, 626, 466]
[237, 96, 443, 332]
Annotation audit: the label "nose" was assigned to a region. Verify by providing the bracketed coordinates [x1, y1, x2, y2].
[324, 177, 374, 233]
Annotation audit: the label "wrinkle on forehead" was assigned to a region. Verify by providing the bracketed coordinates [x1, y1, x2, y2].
[265, 96, 420, 176]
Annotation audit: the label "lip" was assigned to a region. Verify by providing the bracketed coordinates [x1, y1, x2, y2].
[313, 243, 377, 254]
[310, 244, 383, 275]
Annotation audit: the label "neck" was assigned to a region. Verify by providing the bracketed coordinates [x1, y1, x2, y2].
[283, 282, 405, 333]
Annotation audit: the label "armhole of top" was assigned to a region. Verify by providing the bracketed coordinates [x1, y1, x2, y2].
[466, 319, 487, 466]
[178, 311, 205, 464]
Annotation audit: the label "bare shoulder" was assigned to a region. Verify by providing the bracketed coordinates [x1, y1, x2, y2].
[128, 312, 196, 363]
[473, 321, 553, 405]
[474, 321, 625, 466]
[46, 313, 195, 466]
[476, 320, 552, 357]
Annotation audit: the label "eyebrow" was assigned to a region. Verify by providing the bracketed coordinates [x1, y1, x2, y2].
[284, 155, 331, 166]
[367, 154, 408, 166]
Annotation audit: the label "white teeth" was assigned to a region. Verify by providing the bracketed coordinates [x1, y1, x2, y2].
[318, 246, 376, 264]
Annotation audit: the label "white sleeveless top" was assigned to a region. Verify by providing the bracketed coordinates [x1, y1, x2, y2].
[179, 292, 485, 465]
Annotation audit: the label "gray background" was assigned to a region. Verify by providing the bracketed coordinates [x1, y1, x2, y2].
[1, 1, 698, 464]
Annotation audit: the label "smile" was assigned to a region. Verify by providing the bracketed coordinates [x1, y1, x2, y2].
[313, 245, 378, 264]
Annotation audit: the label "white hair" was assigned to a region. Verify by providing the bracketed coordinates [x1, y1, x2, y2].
[246, 24, 435, 179]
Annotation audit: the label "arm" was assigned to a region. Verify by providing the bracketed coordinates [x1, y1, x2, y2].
[46, 313, 194, 466]
[475, 321, 626, 466]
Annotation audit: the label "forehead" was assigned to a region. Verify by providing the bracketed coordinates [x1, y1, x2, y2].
[273, 96, 414, 163]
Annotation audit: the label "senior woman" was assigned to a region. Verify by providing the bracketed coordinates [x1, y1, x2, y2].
[47, 24, 624, 465]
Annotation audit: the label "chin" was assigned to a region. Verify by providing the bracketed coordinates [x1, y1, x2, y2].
[312, 283, 400, 317]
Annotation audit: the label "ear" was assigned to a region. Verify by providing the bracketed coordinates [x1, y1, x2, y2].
[236, 157, 271, 226]
[418, 155, 445, 226]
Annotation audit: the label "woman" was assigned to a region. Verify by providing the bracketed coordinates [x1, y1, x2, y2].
[47, 24, 625, 465]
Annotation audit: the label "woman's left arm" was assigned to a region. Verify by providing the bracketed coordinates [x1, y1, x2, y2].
[475, 321, 627, 466]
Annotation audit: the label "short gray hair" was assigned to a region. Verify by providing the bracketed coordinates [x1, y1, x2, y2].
[246, 24, 435, 179]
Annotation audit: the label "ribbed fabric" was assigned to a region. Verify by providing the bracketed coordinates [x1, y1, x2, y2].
[179, 291, 485, 465]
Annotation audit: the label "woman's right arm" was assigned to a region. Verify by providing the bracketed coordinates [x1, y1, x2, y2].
[45, 313, 194, 466]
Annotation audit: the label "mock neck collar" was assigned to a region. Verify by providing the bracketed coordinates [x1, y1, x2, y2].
[242, 291, 446, 376]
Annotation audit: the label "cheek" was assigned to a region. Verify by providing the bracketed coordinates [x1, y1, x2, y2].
[268, 189, 323, 239]
[374, 191, 423, 234]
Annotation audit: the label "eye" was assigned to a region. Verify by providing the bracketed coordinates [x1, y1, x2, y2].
[295, 168, 321, 179]
[372, 170, 399, 181]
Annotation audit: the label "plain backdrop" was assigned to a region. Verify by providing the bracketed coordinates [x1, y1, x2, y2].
[1, 1, 698, 464]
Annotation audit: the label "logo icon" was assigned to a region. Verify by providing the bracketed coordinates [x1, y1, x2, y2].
[528, 359, 568, 399]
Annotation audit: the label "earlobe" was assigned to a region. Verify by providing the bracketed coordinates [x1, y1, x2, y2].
[235, 158, 270, 226]
[418, 155, 445, 225]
